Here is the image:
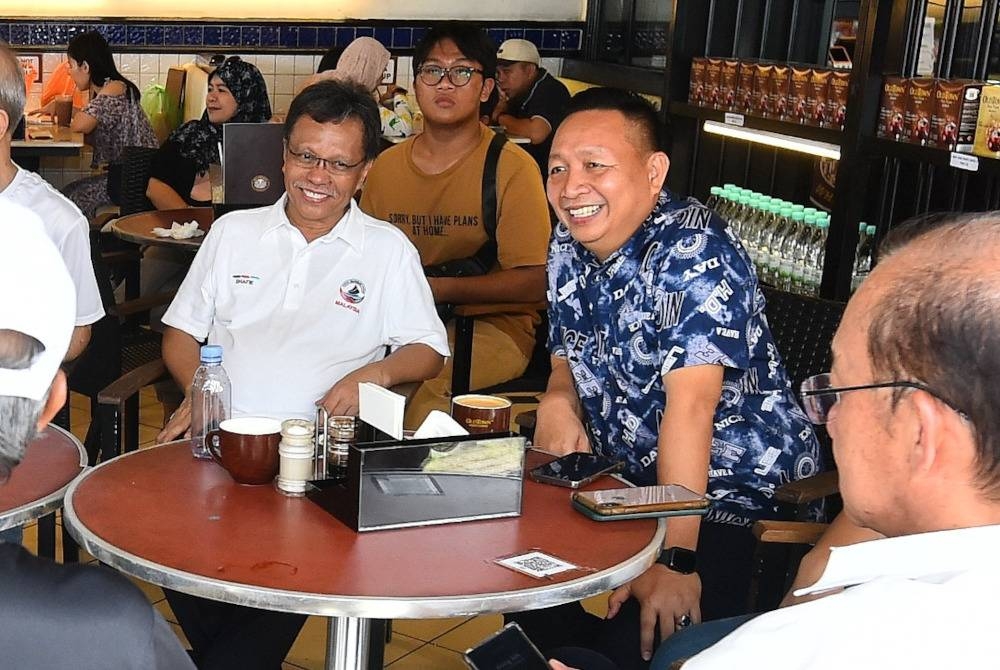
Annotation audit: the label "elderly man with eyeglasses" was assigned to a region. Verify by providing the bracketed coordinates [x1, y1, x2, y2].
[360, 23, 551, 428]
[156, 80, 448, 670]
[674, 211, 1000, 669]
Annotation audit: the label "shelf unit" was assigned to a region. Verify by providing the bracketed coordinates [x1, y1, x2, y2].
[578, 0, 1000, 300]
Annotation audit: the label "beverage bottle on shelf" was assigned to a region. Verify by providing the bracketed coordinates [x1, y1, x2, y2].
[851, 222, 874, 292]
[762, 205, 793, 286]
[705, 185, 723, 211]
[715, 187, 736, 220]
[794, 212, 818, 294]
[777, 210, 805, 291]
[741, 197, 766, 260]
[190, 344, 232, 460]
[749, 200, 777, 276]
[806, 216, 829, 297]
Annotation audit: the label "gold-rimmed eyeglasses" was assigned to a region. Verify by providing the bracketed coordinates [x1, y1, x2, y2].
[284, 146, 366, 176]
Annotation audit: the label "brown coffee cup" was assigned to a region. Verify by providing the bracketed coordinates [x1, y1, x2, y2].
[54, 95, 73, 127]
[451, 394, 512, 434]
[208, 417, 282, 484]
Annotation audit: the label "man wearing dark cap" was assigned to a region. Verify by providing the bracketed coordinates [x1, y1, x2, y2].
[492, 38, 571, 175]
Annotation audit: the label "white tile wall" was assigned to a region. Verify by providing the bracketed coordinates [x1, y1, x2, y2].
[33, 51, 562, 190]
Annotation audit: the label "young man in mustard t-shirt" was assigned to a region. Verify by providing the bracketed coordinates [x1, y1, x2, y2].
[360, 23, 551, 426]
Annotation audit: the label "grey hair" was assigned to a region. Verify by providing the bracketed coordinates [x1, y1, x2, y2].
[865, 212, 1000, 496]
[0, 330, 46, 482]
[0, 44, 26, 138]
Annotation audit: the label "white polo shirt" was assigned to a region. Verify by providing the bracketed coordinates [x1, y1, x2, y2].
[163, 196, 449, 420]
[685, 523, 1000, 669]
[2, 167, 104, 326]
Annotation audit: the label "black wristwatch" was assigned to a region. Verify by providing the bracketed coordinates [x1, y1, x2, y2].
[656, 547, 697, 574]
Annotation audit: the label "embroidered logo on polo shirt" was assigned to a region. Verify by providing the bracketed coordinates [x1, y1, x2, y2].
[233, 274, 260, 286]
[335, 279, 366, 314]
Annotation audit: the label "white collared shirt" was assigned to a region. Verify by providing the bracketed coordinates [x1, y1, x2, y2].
[685, 523, 1000, 669]
[3, 167, 104, 326]
[163, 196, 449, 420]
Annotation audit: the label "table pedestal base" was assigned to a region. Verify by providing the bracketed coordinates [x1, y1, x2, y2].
[326, 616, 371, 670]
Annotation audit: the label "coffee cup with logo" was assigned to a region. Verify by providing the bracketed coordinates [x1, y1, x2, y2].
[208, 417, 282, 484]
[451, 394, 512, 434]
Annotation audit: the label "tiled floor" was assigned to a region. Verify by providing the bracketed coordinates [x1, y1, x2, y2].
[24, 388, 606, 669]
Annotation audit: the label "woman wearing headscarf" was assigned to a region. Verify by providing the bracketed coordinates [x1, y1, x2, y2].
[56, 31, 158, 218]
[305, 36, 413, 138]
[146, 56, 271, 208]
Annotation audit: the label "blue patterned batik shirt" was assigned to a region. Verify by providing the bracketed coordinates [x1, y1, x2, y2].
[547, 189, 822, 526]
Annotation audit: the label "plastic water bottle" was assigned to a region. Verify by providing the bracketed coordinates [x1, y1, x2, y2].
[806, 216, 829, 296]
[190, 344, 232, 459]
[705, 185, 723, 211]
[777, 210, 805, 291]
[851, 222, 874, 292]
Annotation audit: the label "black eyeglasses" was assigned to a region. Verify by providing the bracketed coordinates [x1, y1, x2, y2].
[416, 64, 484, 87]
[799, 372, 969, 425]
[284, 146, 366, 176]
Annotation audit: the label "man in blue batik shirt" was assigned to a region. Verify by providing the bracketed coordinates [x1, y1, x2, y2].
[513, 88, 822, 670]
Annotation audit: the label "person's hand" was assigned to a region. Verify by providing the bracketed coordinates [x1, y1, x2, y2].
[533, 396, 590, 455]
[548, 662, 579, 670]
[27, 101, 55, 116]
[157, 395, 193, 444]
[317, 365, 387, 416]
[607, 565, 702, 661]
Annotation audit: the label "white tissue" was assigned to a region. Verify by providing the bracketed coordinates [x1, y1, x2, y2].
[413, 410, 468, 440]
[151, 221, 205, 239]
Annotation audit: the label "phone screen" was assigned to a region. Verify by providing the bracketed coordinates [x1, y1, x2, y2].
[529, 452, 619, 486]
[464, 623, 550, 670]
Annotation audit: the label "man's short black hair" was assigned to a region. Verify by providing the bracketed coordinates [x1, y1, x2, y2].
[413, 23, 497, 79]
[564, 87, 668, 153]
[284, 80, 381, 162]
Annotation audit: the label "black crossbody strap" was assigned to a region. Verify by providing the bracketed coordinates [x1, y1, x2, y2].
[472, 132, 508, 269]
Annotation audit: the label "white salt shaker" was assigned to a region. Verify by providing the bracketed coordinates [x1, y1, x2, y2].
[276, 419, 315, 496]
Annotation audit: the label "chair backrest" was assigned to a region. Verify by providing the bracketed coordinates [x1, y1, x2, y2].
[760, 286, 845, 390]
[119, 146, 159, 216]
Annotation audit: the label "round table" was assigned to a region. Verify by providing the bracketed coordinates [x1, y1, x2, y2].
[0, 425, 88, 532]
[110, 207, 214, 250]
[64, 443, 664, 669]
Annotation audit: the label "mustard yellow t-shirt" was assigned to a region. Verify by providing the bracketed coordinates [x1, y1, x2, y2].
[360, 125, 550, 356]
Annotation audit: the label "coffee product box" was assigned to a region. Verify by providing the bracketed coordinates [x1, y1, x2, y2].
[904, 77, 937, 145]
[932, 79, 981, 152]
[877, 76, 908, 141]
[807, 68, 832, 127]
[754, 63, 774, 117]
[689, 57, 707, 106]
[973, 84, 1000, 159]
[705, 58, 724, 109]
[720, 59, 740, 111]
[769, 64, 791, 119]
[737, 60, 757, 114]
[827, 70, 850, 130]
[789, 66, 812, 124]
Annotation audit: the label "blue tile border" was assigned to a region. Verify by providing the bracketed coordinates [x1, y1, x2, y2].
[0, 19, 584, 55]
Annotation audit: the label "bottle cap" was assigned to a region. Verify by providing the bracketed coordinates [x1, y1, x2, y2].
[858, 221, 867, 232]
[792, 211, 804, 220]
[200, 344, 223, 364]
[866, 225, 876, 235]
[710, 186, 722, 195]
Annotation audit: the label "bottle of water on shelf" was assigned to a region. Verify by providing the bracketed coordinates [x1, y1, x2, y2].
[705, 185, 722, 211]
[851, 222, 874, 292]
[790, 212, 816, 294]
[762, 205, 793, 285]
[190, 344, 232, 460]
[805, 216, 829, 297]
[777, 210, 805, 291]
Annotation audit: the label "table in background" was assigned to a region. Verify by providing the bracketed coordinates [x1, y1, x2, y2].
[110, 207, 214, 251]
[0, 425, 88, 561]
[11, 125, 85, 173]
[65, 444, 664, 670]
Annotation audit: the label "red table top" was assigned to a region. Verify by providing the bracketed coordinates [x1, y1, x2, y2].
[0, 426, 86, 527]
[65, 443, 663, 618]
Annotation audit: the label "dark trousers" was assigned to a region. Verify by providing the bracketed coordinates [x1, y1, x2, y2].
[508, 521, 757, 670]
[165, 589, 307, 670]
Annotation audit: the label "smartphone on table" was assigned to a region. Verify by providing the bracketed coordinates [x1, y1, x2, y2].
[528, 452, 622, 488]
[572, 484, 709, 521]
[464, 622, 549, 670]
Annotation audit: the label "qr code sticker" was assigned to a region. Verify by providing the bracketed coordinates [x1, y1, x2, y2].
[495, 551, 578, 578]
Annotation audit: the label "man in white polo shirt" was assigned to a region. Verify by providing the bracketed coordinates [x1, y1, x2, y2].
[0, 44, 103, 362]
[155, 80, 448, 669]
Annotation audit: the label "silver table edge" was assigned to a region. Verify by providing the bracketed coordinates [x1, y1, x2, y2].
[63, 445, 666, 618]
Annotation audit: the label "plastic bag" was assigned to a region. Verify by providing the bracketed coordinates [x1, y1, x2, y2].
[40, 61, 85, 109]
[141, 83, 181, 143]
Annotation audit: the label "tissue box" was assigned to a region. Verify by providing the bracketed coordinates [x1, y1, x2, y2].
[307, 432, 527, 532]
